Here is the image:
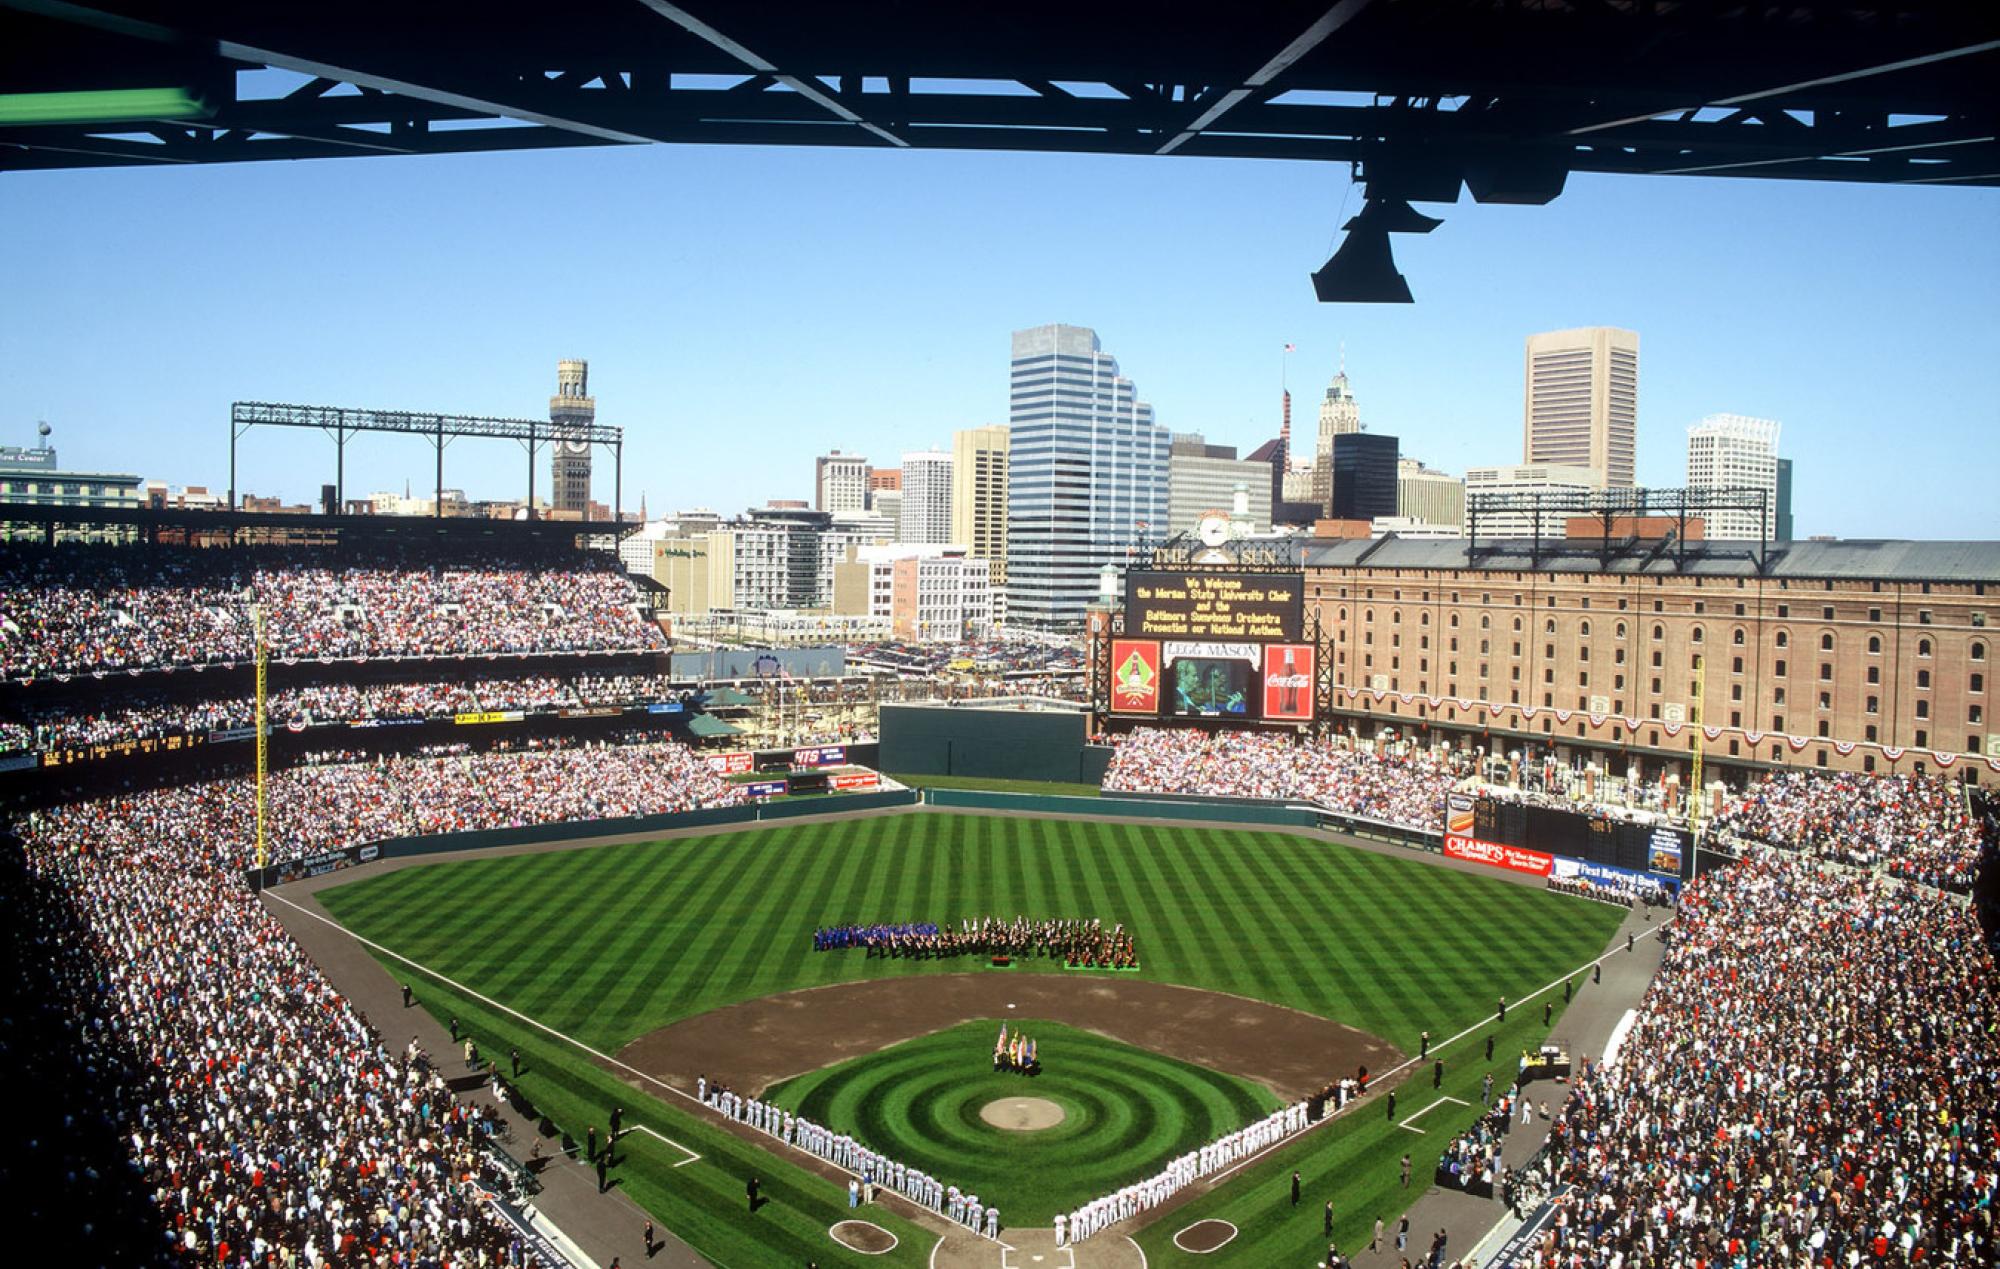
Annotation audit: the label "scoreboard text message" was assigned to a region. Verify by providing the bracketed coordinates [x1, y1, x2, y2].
[1126, 571, 1305, 641]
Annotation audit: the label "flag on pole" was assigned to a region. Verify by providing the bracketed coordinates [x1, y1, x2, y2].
[1284, 342, 1296, 352]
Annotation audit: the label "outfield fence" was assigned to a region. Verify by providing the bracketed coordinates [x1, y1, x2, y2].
[248, 781, 1443, 890]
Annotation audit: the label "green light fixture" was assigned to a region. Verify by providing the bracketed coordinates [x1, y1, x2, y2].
[0, 87, 211, 127]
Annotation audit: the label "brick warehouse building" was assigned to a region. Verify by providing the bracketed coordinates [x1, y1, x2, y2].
[1299, 538, 1998, 783]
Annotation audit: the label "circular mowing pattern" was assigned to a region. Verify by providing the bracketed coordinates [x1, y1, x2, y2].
[979, 1096, 1067, 1131]
[775, 1020, 1274, 1224]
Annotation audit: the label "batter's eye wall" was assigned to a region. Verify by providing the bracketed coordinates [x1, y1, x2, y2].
[879, 705, 1106, 784]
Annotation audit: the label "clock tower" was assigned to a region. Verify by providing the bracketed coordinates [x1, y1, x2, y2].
[549, 359, 595, 518]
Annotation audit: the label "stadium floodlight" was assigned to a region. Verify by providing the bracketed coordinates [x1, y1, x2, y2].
[0, 87, 211, 126]
[1310, 197, 1444, 304]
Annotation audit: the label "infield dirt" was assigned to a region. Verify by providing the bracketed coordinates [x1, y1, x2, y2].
[615, 972, 1402, 1102]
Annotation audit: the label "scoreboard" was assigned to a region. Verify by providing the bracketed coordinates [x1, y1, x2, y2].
[1450, 793, 1691, 879]
[1125, 570, 1303, 641]
[1111, 570, 1314, 724]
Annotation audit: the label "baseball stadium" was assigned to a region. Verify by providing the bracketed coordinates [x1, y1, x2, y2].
[6, 507, 1998, 1269]
[8, 6, 2000, 1269]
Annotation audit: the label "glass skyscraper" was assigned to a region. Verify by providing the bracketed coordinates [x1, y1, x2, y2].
[1005, 324, 1167, 629]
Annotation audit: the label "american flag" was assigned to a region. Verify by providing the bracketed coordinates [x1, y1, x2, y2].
[1284, 342, 1296, 352]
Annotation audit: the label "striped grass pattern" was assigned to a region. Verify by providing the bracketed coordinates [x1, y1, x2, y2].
[317, 814, 1627, 1265]
[321, 814, 1620, 1051]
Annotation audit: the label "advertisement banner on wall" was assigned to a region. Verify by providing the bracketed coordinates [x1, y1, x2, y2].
[746, 778, 789, 798]
[1646, 825, 1685, 876]
[794, 745, 847, 767]
[1552, 854, 1679, 893]
[1444, 833, 1554, 877]
[830, 771, 880, 791]
[706, 751, 754, 775]
[1109, 640, 1163, 714]
[1261, 643, 1315, 721]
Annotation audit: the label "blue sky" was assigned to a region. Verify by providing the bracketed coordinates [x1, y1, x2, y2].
[2, 139, 1995, 538]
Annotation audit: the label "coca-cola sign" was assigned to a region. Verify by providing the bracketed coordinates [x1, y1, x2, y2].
[1261, 643, 1315, 721]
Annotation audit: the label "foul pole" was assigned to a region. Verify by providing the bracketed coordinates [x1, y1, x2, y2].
[253, 604, 268, 872]
[1689, 653, 1706, 874]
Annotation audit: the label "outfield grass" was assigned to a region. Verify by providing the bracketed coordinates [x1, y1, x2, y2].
[317, 814, 1625, 1265]
[887, 771, 1103, 797]
[766, 1020, 1281, 1226]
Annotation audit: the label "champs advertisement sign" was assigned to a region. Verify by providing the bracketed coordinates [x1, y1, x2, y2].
[1109, 640, 1162, 714]
[1443, 832, 1554, 877]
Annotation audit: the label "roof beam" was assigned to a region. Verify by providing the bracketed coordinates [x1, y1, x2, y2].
[1157, 0, 1377, 155]
[1569, 37, 2000, 137]
[3, 0, 658, 145]
[627, 0, 907, 147]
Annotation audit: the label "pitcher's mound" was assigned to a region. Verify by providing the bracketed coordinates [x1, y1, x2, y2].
[979, 1096, 1066, 1131]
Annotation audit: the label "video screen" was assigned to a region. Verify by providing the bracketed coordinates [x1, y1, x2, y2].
[1169, 657, 1252, 717]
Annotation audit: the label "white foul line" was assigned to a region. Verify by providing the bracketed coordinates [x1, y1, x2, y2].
[1207, 915, 1669, 1183]
[260, 888, 1003, 1242]
[631, 1123, 702, 1168]
[1396, 1094, 1470, 1134]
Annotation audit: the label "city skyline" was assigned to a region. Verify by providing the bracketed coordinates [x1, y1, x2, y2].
[1, 146, 1994, 538]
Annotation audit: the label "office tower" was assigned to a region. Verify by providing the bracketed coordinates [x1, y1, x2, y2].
[1686, 413, 1782, 540]
[1311, 366, 1362, 512]
[550, 358, 595, 517]
[1396, 457, 1466, 529]
[1005, 323, 1168, 629]
[1774, 457, 1794, 542]
[1523, 327, 1639, 488]
[1328, 432, 1399, 521]
[951, 425, 1010, 590]
[814, 451, 869, 514]
[1463, 463, 1600, 537]
[1166, 433, 1272, 534]
[898, 449, 954, 545]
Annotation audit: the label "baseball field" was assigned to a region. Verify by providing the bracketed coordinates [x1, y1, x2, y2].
[315, 811, 1626, 1266]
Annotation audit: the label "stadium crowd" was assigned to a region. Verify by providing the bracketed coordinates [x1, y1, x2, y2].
[0, 545, 664, 680]
[1103, 727, 1468, 828]
[22, 739, 744, 865]
[1709, 768, 1982, 891]
[1529, 846, 1998, 1268]
[11, 807, 533, 1266]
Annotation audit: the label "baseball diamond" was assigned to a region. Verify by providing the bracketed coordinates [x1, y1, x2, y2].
[312, 811, 1627, 1264]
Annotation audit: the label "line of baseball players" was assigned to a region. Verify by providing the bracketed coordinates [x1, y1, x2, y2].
[1059, 1100, 1312, 1245]
[696, 1078, 1000, 1240]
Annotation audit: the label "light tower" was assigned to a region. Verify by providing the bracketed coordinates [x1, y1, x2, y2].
[550, 359, 595, 518]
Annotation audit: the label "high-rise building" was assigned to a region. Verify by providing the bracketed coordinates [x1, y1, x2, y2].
[814, 451, 868, 514]
[1311, 367, 1362, 512]
[1686, 413, 1782, 540]
[1328, 432, 1399, 521]
[1774, 458, 1794, 542]
[872, 489, 903, 536]
[1396, 457, 1465, 529]
[899, 449, 954, 545]
[868, 467, 902, 494]
[1463, 463, 1601, 537]
[549, 359, 595, 517]
[1524, 327, 1639, 488]
[1166, 433, 1271, 535]
[1005, 323, 1167, 629]
[951, 426, 1010, 591]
